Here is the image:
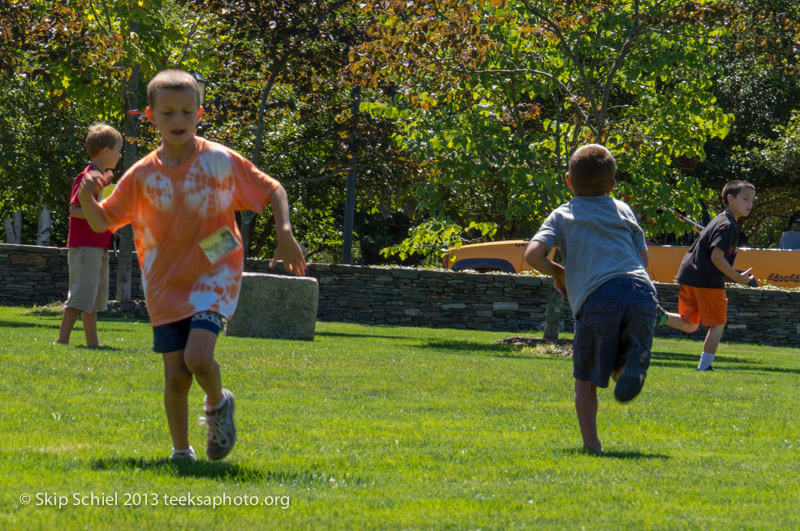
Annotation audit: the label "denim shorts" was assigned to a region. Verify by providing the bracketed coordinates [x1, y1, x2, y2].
[152, 311, 223, 353]
[573, 277, 657, 388]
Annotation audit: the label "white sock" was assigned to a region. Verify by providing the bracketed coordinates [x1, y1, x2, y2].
[205, 395, 226, 412]
[171, 445, 194, 456]
[698, 352, 715, 370]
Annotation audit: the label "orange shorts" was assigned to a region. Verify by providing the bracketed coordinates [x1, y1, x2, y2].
[678, 285, 728, 327]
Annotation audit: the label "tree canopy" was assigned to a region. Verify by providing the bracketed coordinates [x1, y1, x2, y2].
[345, 0, 799, 259]
[1, 0, 798, 263]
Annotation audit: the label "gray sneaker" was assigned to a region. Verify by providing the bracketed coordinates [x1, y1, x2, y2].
[199, 389, 236, 460]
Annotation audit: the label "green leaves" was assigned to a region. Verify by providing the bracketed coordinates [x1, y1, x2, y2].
[2, 0, 799, 253]
[380, 219, 498, 261]
[352, 0, 756, 251]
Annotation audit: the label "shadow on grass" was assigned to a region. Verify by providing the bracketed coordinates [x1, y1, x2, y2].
[0, 318, 57, 329]
[79, 344, 124, 352]
[48, 341, 125, 351]
[1, 315, 133, 335]
[422, 339, 535, 359]
[25, 307, 145, 325]
[96, 316, 149, 324]
[651, 349, 800, 375]
[563, 448, 670, 460]
[26, 308, 62, 317]
[316, 331, 404, 340]
[91, 457, 339, 485]
[650, 350, 757, 365]
[746, 365, 800, 375]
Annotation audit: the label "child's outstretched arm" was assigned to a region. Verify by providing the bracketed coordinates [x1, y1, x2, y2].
[710, 247, 754, 285]
[267, 184, 307, 277]
[639, 249, 649, 268]
[524, 240, 567, 298]
[77, 170, 111, 233]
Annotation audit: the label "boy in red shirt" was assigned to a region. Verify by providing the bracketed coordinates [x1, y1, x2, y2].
[56, 123, 122, 347]
[78, 70, 306, 461]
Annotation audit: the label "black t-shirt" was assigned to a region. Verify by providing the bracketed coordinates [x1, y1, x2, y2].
[676, 211, 738, 289]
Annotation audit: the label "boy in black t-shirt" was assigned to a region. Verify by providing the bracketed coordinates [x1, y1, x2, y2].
[660, 180, 756, 370]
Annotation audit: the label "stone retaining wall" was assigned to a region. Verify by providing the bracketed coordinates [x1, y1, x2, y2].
[2, 243, 798, 346]
[0, 244, 144, 306]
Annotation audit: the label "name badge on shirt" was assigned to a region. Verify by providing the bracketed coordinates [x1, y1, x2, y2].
[199, 226, 241, 265]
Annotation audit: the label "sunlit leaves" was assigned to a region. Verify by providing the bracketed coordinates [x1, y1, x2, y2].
[347, 0, 800, 255]
[380, 219, 498, 261]
[179, 0, 422, 261]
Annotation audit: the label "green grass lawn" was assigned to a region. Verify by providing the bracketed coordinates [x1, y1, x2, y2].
[1, 305, 798, 529]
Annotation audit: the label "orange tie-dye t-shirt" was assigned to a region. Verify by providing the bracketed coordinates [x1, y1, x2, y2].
[99, 137, 280, 326]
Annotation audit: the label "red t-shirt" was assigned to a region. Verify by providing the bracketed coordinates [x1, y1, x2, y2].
[67, 164, 113, 249]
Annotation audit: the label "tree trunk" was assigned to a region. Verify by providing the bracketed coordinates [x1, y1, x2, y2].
[542, 249, 564, 341]
[243, 54, 289, 248]
[116, 54, 140, 302]
[4, 210, 22, 244]
[2, 217, 11, 243]
[116, 225, 134, 301]
[342, 86, 361, 264]
[36, 205, 51, 246]
[240, 210, 256, 258]
[543, 283, 564, 341]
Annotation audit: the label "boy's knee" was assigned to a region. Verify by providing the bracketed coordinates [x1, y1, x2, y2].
[164, 367, 192, 394]
[184, 352, 217, 377]
[686, 321, 700, 333]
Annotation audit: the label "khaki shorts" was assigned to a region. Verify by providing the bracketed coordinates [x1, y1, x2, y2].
[678, 285, 727, 327]
[66, 247, 109, 314]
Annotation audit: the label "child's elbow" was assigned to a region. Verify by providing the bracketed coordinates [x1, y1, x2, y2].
[86, 213, 110, 233]
[88, 221, 107, 233]
[523, 242, 546, 268]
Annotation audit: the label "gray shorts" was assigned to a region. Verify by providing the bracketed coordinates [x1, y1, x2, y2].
[66, 247, 109, 314]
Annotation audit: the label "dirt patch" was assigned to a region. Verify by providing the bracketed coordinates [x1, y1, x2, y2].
[493, 336, 573, 357]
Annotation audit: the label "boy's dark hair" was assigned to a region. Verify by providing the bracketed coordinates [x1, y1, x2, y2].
[147, 69, 201, 108]
[568, 144, 617, 196]
[721, 180, 756, 205]
[85, 122, 122, 158]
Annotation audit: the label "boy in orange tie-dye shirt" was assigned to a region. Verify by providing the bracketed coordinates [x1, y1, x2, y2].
[79, 69, 306, 461]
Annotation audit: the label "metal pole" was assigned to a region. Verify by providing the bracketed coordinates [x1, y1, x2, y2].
[665, 207, 705, 231]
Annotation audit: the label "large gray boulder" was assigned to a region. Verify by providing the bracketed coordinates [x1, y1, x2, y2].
[225, 272, 318, 340]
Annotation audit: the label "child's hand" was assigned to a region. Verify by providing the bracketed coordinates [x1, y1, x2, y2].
[553, 268, 568, 299]
[79, 169, 111, 198]
[738, 268, 755, 286]
[269, 230, 307, 276]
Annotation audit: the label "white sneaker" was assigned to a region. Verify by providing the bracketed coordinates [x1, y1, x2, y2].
[169, 446, 197, 461]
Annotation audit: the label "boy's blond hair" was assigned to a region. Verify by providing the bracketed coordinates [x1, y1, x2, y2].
[147, 69, 201, 107]
[85, 123, 122, 159]
[568, 144, 617, 196]
[721, 180, 756, 206]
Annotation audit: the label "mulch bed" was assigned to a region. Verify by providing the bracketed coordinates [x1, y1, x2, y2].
[493, 336, 573, 357]
[105, 299, 149, 320]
